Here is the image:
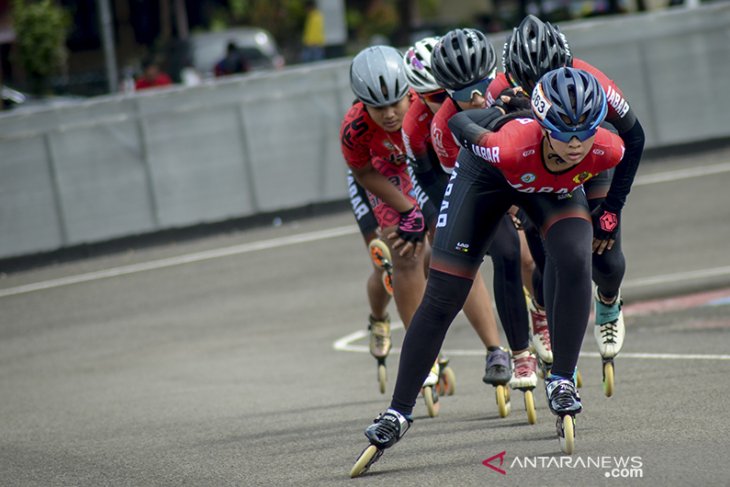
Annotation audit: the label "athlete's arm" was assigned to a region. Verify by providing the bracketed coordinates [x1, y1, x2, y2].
[350, 163, 413, 214]
[447, 106, 505, 149]
[602, 113, 645, 214]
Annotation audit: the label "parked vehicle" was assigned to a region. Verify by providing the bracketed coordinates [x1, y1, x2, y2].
[186, 27, 285, 79]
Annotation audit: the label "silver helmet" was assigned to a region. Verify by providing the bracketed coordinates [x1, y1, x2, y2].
[350, 45, 410, 107]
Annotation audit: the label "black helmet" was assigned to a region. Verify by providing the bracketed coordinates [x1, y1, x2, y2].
[532, 67, 607, 138]
[431, 28, 497, 91]
[503, 15, 572, 93]
[350, 46, 410, 107]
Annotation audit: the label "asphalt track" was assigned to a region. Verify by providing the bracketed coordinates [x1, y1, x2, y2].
[1, 142, 730, 486]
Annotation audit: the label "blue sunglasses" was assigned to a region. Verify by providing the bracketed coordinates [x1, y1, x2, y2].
[448, 76, 493, 103]
[549, 128, 597, 143]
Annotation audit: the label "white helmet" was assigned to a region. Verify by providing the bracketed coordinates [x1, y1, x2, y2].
[350, 45, 409, 107]
[402, 36, 441, 93]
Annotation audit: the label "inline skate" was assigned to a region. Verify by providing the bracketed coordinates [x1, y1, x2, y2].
[510, 350, 538, 424]
[368, 238, 393, 296]
[545, 373, 582, 454]
[483, 347, 512, 418]
[350, 408, 412, 477]
[368, 314, 391, 394]
[594, 289, 625, 397]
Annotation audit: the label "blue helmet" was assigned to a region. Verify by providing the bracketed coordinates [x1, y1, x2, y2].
[531, 67, 607, 136]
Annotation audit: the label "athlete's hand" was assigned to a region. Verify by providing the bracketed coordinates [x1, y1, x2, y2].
[493, 87, 531, 112]
[591, 205, 620, 255]
[388, 206, 426, 257]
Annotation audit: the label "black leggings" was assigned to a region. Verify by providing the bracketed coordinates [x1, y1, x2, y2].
[412, 164, 529, 351]
[527, 169, 626, 305]
[390, 154, 593, 415]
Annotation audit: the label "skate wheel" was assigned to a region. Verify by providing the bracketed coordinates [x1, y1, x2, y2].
[438, 366, 456, 396]
[559, 415, 575, 454]
[603, 361, 614, 397]
[350, 444, 382, 478]
[377, 364, 387, 394]
[423, 386, 440, 417]
[496, 385, 511, 418]
[381, 271, 393, 296]
[524, 390, 537, 425]
[576, 369, 583, 389]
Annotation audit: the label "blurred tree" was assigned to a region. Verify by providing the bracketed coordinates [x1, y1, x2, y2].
[11, 0, 70, 95]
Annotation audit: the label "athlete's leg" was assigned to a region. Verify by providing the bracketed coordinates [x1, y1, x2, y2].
[383, 224, 429, 329]
[541, 217, 593, 378]
[487, 215, 530, 354]
[348, 170, 391, 321]
[462, 274, 501, 348]
[586, 169, 625, 302]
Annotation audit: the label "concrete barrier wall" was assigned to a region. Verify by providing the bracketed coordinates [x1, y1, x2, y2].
[1, 4, 729, 260]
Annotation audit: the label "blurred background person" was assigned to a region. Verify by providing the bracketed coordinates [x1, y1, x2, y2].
[214, 41, 250, 77]
[300, 0, 325, 63]
[134, 58, 172, 91]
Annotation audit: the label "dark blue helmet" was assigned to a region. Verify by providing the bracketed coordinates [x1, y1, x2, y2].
[531, 67, 607, 138]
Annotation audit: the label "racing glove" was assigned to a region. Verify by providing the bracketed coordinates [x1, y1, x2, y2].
[492, 88, 531, 112]
[591, 205, 621, 242]
[397, 206, 426, 244]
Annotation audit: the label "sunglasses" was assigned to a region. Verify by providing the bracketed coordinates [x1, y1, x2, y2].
[448, 76, 493, 103]
[548, 128, 597, 143]
[420, 89, 448, 104]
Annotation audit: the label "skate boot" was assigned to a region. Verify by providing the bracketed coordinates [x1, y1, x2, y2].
[422, 360, 441, 417]
[594, 289, 625, 397]
[350, 408, 412, 477]
[510, 351, 538, 390]
[369, 238, 394, 296]
[482, 347, 512, 385]
[510, 351, 538, 424]
[529, 299, 553, 367]
[593, 289, 625, 359]
[545, 373, 582, 454]
[369, 314, 391, 359]
[545, 373, 582, 415]
[483, 348, 512, 418]
[369, 314, 391, 394]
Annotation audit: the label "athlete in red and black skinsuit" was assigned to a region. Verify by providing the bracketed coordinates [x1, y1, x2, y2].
[487, 59, 639, 310]
[401, 95, 448, 210]
[430, 93, 532, 359]
[388, 108, 626, 417]
[341, 94, 428, 230]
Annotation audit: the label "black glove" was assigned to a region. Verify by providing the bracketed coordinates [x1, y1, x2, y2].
[397, 206, 426, 243]
[492, 88, 531, 113]
[591, 205, 621, 241]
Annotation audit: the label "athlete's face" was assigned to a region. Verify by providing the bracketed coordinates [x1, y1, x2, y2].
[365, 96, 411, 132]
[542, 129, 596, 167]
[454, 92, 487, 111]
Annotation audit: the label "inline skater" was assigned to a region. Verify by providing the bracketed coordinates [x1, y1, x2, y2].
[401, 36, 511, 395]
[351, 68, 627, 476]
[341, 45, 442, 412]
[429, 28, 538, 406]
[494, 15, 646, 394]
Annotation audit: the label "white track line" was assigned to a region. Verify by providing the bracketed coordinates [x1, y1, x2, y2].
[0, 226, 358, 298]
[333, 321, 730, 361]
[2, 162, 730, 299]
